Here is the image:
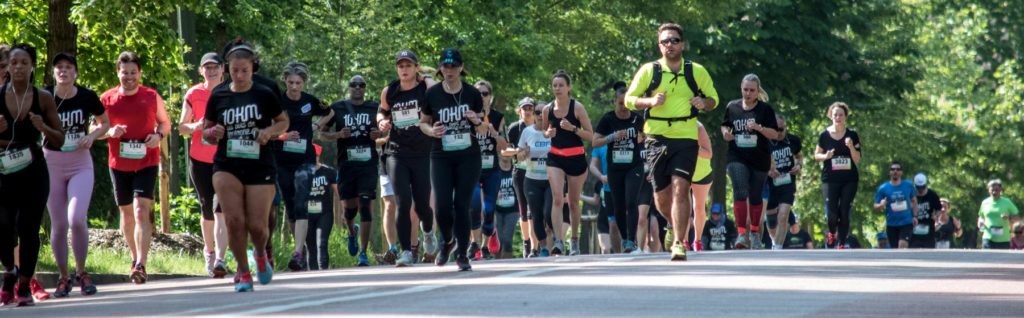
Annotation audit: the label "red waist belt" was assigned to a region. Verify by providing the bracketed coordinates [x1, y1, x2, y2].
[549, 146, 585, 157]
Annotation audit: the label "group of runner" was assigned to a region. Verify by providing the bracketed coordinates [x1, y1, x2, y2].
[1, 22, 1018, 302]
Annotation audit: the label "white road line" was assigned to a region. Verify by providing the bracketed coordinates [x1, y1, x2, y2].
[159, 287, 371, 316]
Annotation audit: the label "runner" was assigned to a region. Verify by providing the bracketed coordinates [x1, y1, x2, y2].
[872, 161, 917, 249]
[44, 52, 109, 297]
[782, 214, 813, 249]
[689, 122, 714, 252]
[493, 155, 519, 259]
[977, 179, 1019, 249]
[589, 145, 615, 253]
[814, 102, 862, 249]
[305, 144, 336, 270]
[100, 51, 171, 283]
[635, 146, 662, 253]
[766, 114, 802, 250]
[178, 52, 230, 278]
[518, 109, 552, 257]
[934, 198, 962, 249]
[539, 70, 594, 256]
[910, 173, 941, 248]
[625, 23, 719, 260]
[276, 62, 333, 271]
[377, 50, 438, 266]
[469, 80, 507, 260]
[323, 75, 380, 267]
[377, 133, 401, 265]
[420, 48, 487, 271]
[593, 81, 644, 253]
[0, 44, 65, 306]
[203, 39, 288, 291]
[700, 204, 737, 251]
[503, 97, 537, 258]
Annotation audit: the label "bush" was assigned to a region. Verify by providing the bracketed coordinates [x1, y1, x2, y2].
[155, 187, 203, 235]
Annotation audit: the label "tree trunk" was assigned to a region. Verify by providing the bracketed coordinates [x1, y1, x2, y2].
[159, 137, 172, 233]
[46, 0, 77, 86]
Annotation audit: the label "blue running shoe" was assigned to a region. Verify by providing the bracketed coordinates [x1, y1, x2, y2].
[256, 256, 273, 285]
[234, 272, 254, 292]
[348, 225, 360, 256]
[357, 251, 370, 267]
[539, 248, 550, 257]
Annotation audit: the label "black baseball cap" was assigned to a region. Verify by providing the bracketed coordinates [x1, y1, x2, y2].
[395, 50, 418, 64]
[52, 52, 77, 69]
[439, 48, 463, 66]
[200, 52, 224, 66]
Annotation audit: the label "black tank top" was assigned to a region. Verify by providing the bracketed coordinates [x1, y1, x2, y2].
[385, 79, 432, 157]
[547, 99, 583, 150]
[0, 84, 43, 147]
[936, 218, 955, 241]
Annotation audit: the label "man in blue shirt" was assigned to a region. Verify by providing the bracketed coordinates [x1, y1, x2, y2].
[873, 161, 918, 249]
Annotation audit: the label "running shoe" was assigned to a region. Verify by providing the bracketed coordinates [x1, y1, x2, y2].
[15, 280, 33, 307]
[523, 240, 532, 259]
[77, 272, 97, 296]
[670, 242, 688, 261]
[693, 241, 704, 252]
[396, 251, 415, 267]
[212, 260, 229, 279]
[255, 255, 273, 285]
[435, 240, 455, 266]
[383, 245, 399, 265]
[30, 278, 50, 300]
[734, 234, 749, 250]
[683, 240, 692, 251]
[131, 265, 148, 284]
[1, 268, 15, 305]
[487, 235, 500, 257]
[423, 230, 438, 258]
[52, 276, 72, 298]
[456, 255, 472, 272]
[234, 272, 254, 292]
[468, 242, 481, 261]
[288, 252, 306, 272]
[357, 251, 370, 267]
[411, 244, 421, 265]
[772, 244, 783, 251]
[837, 243, 847, 250]
[569, 239, 580, 256]
[551, 240, 564, 256]
[630, 247, 644, 255]
[347, 224, 360, 256]
[826, 232, 836, 248]
[205, 250, 216, 277]
[623, 240, 636, 253]
[751, 233, 763, 250]
[539, 248, 550, 257]
[0, 290, 11, 306]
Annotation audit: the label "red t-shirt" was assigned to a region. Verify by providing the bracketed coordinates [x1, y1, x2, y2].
[185, 84, 216, 163]
[101, 85, 161, 172]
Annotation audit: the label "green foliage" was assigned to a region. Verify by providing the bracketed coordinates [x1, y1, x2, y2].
[169, 187, 203, 235]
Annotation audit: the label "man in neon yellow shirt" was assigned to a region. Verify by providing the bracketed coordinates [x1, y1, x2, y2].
[977, 179, 1020, 249]
[625, 23, 719, 261]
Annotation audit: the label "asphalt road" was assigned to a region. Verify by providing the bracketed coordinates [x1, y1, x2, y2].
[3, 250, 1022, 317]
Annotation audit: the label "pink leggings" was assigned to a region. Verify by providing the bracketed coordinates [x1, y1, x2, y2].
[44, 148, 93, 274]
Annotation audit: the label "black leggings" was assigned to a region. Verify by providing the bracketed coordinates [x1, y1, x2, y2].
[597, 191, 611, 234]
[190, 159, 216, 221]
[344, 196, 374, 222]
[823, 181, 858, 245]
[513, 169, 529, 219]
[0, 158, 49, 279]
[525, 178, 553, 242]
[305, 211, 333, 270]
[608, 166, 642, 242]
[432, 154, 481, 258]
[388, 155, 434, 251]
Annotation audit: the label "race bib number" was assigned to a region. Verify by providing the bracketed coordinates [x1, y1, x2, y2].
[62, 131, 85, 152]
[481, 154, 495, 169]
[612, 150, 633, 164]
[347, 146, 372, 162]
[0, 147, 32, 174]
[736, 134, 757, 148]
[711, 241, 725, 250]
[394, 108, 420, 129]
[227, 139, 260, 159]
[831, 157, 852, 171]
[529, 159, 547, 176]
[442, 132, 471, 151]
[890, 200, 908, 212]
[773, 173, 792, 186]
[307, 201, 323, 214]
[990, 226, 1004, 237]
[119, 141, 147, 159]
[497, 192, 515, 208]
[283, 139, 308, 153]
[913, 224, 930, 236]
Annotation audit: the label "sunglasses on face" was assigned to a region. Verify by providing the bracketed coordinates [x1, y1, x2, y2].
[349, 82, 366, 88]
[659, 37, 682, 45]
[890, 167, 902, 171]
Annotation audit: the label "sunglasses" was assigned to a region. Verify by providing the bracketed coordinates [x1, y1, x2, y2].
[481, 91, 491, 97]
[890, 167, 902, 171]
[659, 37, 682, 45]
[349, 82, 366, 88]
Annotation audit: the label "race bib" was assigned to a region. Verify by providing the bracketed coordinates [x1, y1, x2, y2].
[497, 191, 515, 208]
[736, 134, 757, 148]
[62, 131, 85, 152]
[307, 201, 323, 214]
[990, 226, 1004, 237]
[612, 150, 633, 164]
[283, 138, 308, 153]
[481, 154, 495, 169]
[442, 132, 471, 151]
[711, 241, 725, 251]
[394, 108, 420, 129]
[773, 173, 792, 186]
[347, 146, 372, 162]
[119, 141, 147, 159]
[831, 157, 852, 171]
[227, 139, 260, 159]
[890, 200, 908, 212]
[913, 224, 930, 236]
[0, 147, 32, 174]
[529, 159, 547, 176]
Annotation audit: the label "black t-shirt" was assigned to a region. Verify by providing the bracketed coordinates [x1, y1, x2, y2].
[495, 167, 517, 213]
[914, 189, 942, 238]
[423, 81, 484, 157]
[384, 80, 432, 158]
[783, 230, 813, 249]
[330, 100, 380, 168]
[206, 84, 283, 168]
[307, 165, 337, 215]
[43, 85, 105, 152]
[702, 218, 737, 251]
[721, 100, 779, 171]
[595, 110, 644, 171]
[770, 133, 803, 173]
[817, 129, 862, 183]
[507, 120, 527, 170]
[274, 92, 329, 166]
[477, 109, 506, 174]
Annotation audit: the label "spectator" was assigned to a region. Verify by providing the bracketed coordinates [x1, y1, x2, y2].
[701, 205, 737, 251]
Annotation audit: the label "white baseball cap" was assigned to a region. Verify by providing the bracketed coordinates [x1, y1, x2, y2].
[914, 173, 927, 187]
